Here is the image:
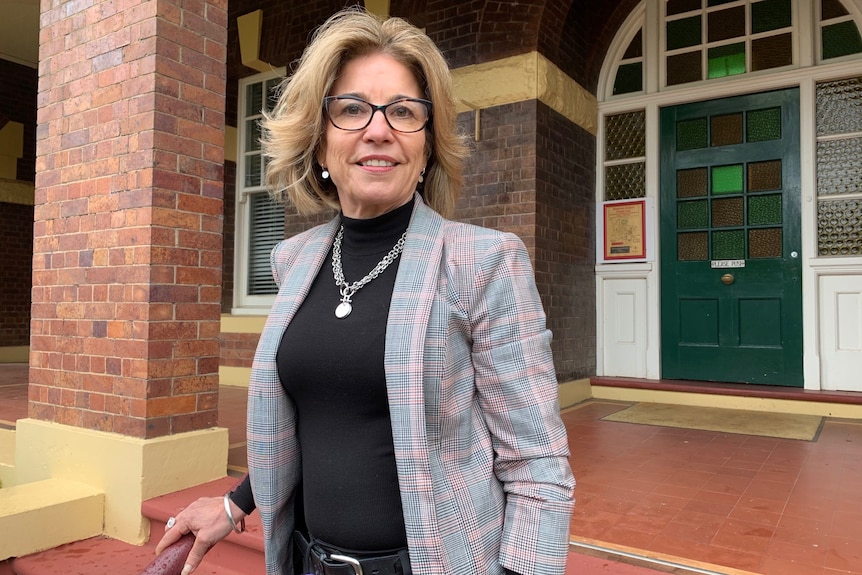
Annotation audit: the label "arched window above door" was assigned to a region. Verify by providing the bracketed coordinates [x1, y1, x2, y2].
[608, 0, 862, 98]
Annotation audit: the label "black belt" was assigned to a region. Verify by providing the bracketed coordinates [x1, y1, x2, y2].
[294, 531, 411, 575]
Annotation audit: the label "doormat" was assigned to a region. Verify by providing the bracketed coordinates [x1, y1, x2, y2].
[601, 403, 822, 441]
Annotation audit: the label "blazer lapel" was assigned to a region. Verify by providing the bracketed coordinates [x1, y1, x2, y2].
[385, 195, 446, 566]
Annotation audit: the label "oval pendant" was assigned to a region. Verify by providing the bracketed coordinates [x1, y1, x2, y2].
[335, 301, 352, 319]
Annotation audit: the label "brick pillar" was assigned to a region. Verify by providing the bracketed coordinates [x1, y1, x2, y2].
[31, 0, 228, 439]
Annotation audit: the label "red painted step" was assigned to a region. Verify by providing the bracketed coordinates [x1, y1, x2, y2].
[11, 477, 263, 575]
[9, 475, 669, 575]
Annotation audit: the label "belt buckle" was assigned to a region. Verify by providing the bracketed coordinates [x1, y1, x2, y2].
[329, 553, 364, 575]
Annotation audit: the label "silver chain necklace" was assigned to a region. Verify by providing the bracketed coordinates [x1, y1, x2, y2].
[331, 225, 407, 319]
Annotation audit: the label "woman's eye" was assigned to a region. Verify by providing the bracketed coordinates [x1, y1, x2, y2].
[342, 104, 365, 116]
[390, 105, 415, 119]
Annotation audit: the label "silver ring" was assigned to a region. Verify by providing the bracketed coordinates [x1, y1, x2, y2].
[166, 516, 176, 529]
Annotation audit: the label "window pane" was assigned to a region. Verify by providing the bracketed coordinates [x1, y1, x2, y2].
[711, 113, 743, 146]
[748, 160, 782, 191]
[667, 15, 702, 50]
[245, 154, 261, 188]
[248, 193, 284, 296]
[605, 163, 646, 200]
[816, 76, 862, 136]
[822, 21, 862, 60]
[245, 119, 262, 152]
[606, 111, 646, 160]
[678, 167, 709, 197]
[712, 196, 744, 226]
[818, 199, 862, 256]
[677, 118, 709, 150]
[749, 228, 782, 258]
[708, 6, 745, 42]
[623, 29, 643, 58]
[678, 231, 709, 260]
[614, 62, 644, 95]
[667, 51, 703, 85]
[821, 0, 849, 20]
[817, 137, 862, 196]
[749, 194, 783, 225]
[712, 229, 745, 259]
[708, 42, 746, 78]
[678, 199, 709, 228]
[712, 164, 744, 194]
[265, 78, 281, 113]
[667, 0, 701, 16]
[245, 82, 263, 117]
[752, 33, 793, 71]
[707, 0, 737, 5]
[747, 107, 781, 142]
[751, 0, 791, 33]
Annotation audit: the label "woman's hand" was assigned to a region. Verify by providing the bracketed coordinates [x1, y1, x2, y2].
[154, 496, 246, 575]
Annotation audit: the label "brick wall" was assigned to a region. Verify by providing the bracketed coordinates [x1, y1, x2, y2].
[0, 59, 37, 181]
[220, 331, 260, 368]
[456, 100, 597, 381]
[31, 0, 227, 438]
[458, 102, 538, 249]
[0, 202, 34, 347]
[536, 102, 596, 380]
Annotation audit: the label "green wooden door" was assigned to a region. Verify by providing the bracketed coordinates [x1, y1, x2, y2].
[660, 89, 802, 386]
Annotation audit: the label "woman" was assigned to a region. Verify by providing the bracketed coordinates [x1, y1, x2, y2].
[156, 8, 574, 575]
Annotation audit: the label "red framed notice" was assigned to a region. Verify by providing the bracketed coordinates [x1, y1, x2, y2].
[602, 199, 648, 261]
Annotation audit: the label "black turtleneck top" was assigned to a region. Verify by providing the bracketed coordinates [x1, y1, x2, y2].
[228, 201, 412, 547]
[272, 199, 413, 551]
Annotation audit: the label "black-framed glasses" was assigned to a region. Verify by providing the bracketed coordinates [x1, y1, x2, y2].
[323, 95, 432, 133]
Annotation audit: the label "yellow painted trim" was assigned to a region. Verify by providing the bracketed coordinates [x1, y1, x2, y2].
[219, 365, 252, 388]
[0, 429, 14, 467]
[0, 121, 24, 156]
[557, 378, 592, 409]
[591, 385, 862, 420]
[221, 313, 267, 333]
[0, 478, 104, 560]
[452, 52, 598, 136]
[0, 178, 34, 206]
[0, 429, 15, 489]
[14, 419, 228, 544]
[364, 0, 390, 17]
[237, 10, 274, 74]
[0, 346, 29, 363]
[225, 125, 237, 163]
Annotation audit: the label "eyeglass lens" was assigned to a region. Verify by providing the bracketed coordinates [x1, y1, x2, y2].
[325, 97, 430, 132]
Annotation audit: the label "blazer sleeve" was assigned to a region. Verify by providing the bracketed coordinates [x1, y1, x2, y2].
[466, 231, 575, 575]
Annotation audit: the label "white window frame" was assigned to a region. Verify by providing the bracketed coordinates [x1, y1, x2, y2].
[233, 69, 286, 314]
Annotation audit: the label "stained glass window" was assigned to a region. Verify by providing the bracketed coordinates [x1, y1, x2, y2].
[816, 75, 862, 257]
[604, 109, 647, 200]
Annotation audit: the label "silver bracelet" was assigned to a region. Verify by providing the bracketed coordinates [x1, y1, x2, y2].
[223, 492, 246, 534]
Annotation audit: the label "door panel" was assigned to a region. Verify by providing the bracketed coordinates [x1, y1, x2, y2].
[660, 89, 802, 386]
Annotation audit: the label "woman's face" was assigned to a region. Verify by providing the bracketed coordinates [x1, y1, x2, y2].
[318, 53, 428, 219]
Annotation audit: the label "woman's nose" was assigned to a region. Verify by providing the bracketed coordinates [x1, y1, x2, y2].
[362, 109, 394, 140]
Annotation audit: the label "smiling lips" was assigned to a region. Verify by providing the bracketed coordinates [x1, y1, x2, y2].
[360, 158, 396, 167]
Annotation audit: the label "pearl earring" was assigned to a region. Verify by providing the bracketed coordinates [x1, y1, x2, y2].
[321, 167, 330, 180]
[418, 168, 425, 184]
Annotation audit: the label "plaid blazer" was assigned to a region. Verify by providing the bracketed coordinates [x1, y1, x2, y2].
[247, 195, 575, 575]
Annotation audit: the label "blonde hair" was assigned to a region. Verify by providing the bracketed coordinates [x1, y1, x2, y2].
[262, 7, 469, 218]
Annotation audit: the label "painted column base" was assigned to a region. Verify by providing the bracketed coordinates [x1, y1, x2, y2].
[12, 419, 229, 545]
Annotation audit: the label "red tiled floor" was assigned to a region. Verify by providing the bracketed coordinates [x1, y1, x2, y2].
[564, 399, 862, 575]
[3, 365, 862, 575]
